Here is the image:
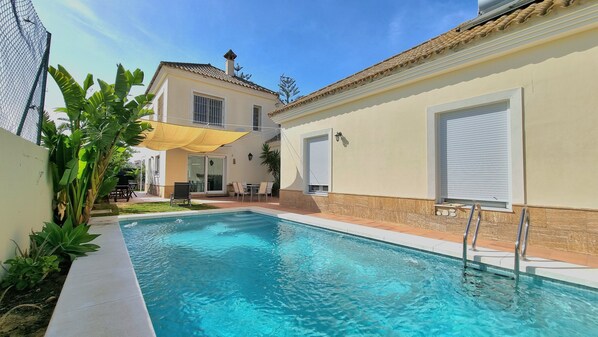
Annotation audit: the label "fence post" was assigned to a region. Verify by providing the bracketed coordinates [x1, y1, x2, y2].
[36, 32, 52, 145]
[16, 31, 51, 138]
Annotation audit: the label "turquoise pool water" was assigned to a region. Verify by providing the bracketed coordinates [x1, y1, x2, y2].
[121, 211, 598, 336]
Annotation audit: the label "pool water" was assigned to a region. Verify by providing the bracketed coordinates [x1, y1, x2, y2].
[121, 211, 598, 336]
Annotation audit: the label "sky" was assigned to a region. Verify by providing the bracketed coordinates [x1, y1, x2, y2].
[32, 0, 476, 159]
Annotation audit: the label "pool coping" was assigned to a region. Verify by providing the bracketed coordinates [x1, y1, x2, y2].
[46, 207, 598, 336]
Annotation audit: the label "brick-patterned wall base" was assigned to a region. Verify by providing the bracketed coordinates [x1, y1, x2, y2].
[279, 189, 598, 256]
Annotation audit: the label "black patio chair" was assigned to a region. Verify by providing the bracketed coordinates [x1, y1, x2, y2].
[170, 182, 191, 206]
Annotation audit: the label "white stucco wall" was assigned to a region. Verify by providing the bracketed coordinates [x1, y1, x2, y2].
[277, 26, 598, 209]
[146, 67, 280, 196]
[0, 128, 53, 270]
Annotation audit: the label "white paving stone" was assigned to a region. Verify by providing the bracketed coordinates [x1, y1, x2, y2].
[45, 223, 155, 337]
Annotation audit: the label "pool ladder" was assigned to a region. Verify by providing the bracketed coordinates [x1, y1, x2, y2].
[514, 207, 531, 282]
[462, 203, 482, 268]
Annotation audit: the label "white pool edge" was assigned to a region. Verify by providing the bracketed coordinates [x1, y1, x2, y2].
[45, 222, 156, 337]
[47, 207, 598, 336]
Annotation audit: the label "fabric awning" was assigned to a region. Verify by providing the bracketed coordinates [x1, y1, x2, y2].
[138, 121, 248, 152]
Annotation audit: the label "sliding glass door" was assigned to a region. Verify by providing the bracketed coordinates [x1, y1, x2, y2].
[188, 156, 205, 193]
[207, 157, 224, 192]
[188, 155, 226, 193]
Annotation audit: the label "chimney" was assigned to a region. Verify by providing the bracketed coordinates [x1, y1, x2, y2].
[224, 49, 237, 76]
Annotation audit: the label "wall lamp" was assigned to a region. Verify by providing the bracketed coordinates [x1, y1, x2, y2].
[248, 153, 253, 161]
[334, 132, 343, 142]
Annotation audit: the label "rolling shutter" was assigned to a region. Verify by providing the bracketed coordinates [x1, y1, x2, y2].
[438, 102, 509, 207]
[307, 135, 329, 189]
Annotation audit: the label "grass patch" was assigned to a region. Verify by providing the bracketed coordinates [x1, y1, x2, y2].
[117, 202, 217, 215]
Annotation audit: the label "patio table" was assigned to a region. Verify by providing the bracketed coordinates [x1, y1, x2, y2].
[245, 184, 260, 202]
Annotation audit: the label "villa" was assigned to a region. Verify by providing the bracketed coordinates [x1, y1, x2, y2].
[143, 50, 281, 198]
[270, 0, 598, 256]
[2, 0, 598, 336]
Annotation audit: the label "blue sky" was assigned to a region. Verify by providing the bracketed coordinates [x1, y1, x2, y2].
[34, 0, 476, 115]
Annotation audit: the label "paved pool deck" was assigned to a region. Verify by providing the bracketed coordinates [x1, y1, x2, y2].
[46, 206, 598, 336]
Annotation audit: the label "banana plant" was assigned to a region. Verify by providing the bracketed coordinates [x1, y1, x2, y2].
[42, 64, 153, 226]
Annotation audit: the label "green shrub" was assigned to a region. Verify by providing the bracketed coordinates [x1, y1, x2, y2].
[1, 240, 60, 290]
[31, 221, 100, 262]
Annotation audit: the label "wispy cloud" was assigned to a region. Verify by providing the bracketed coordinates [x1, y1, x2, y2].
[58, 0, 171, 58]
[387, 13, 406, 47]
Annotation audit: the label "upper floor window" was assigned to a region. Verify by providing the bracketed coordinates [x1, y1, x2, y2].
[253, 105, 262, 131]
[156, 95, 164, 121]
[194, 94, 223, 126]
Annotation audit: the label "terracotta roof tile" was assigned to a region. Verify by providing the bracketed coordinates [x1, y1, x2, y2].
[270, 0, 581, 117]
[146, 62, 277, 96]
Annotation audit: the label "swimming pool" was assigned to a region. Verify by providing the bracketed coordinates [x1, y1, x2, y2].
[121, 211, 598, 336]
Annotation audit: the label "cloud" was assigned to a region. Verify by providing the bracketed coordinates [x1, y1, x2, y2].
[387, 13, 406, 47]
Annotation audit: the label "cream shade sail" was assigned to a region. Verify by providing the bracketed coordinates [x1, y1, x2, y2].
[138, 121, 249, 152]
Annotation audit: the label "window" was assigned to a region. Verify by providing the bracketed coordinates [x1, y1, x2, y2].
[253, 105, 261, 131]
[427, 89, 524, 210]
[154, 155, 160, 176]
[437, 102, 509, 208]
[305, 134, 330, 194]
[156, 95, 164, 121]
[188, 155, 226, 193]
[193, 94, 223, 126]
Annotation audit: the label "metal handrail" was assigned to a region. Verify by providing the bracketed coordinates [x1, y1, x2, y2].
[462, 203, 482, 268]
[471, 204, 483, 251]
[514, 207, 530, 281]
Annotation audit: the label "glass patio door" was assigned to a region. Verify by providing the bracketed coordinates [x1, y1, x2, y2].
[188, 155, 225, 193]
[188, 155, 205, 193]
[207, 157, 225, 193]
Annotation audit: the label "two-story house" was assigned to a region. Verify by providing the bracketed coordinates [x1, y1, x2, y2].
[144, 50, 280, 198]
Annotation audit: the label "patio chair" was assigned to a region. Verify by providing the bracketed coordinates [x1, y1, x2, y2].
[234, 182, 250, 202]
[232, 181, 241, 200]
[170, 182, 191, 206]
[256, 182, 268, 202]
[266, 182, 274, 200]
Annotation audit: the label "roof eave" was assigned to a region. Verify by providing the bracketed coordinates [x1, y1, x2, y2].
[271, 3, 596, 123]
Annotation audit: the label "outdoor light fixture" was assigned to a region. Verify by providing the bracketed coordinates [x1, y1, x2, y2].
[209, 159, 214, 166]
[335, 132, 343, 142]
[248, 153, 253, 161]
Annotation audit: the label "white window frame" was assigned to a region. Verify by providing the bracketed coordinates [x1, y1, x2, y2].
[426, 88, 524, 210]
[301, 129, 333, 195]
[253, 105, 262, 131]
[187, 154, 227, 194]
[192, 92, 225, 127]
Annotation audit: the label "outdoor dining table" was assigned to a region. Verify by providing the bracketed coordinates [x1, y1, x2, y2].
[245, 183, 260, 202]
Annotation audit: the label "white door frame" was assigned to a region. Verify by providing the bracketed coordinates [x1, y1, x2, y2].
[187, 154, 227, 195]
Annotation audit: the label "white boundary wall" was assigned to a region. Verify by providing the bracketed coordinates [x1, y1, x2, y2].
[0, 128, 52, 270]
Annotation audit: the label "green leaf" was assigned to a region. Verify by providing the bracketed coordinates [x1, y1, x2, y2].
[58, 158, 79, 186]
[97, 176, 118, 198]
[132, 69, 144, 85]
[114, 64, 129, 99]
[83, 74, 94, 92]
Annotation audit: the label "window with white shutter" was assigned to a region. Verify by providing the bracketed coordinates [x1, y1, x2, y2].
[437, 102, 509, 208]
[305, 135, 330, 194]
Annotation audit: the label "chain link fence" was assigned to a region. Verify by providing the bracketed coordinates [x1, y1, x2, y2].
[0, 0, 50, 144]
